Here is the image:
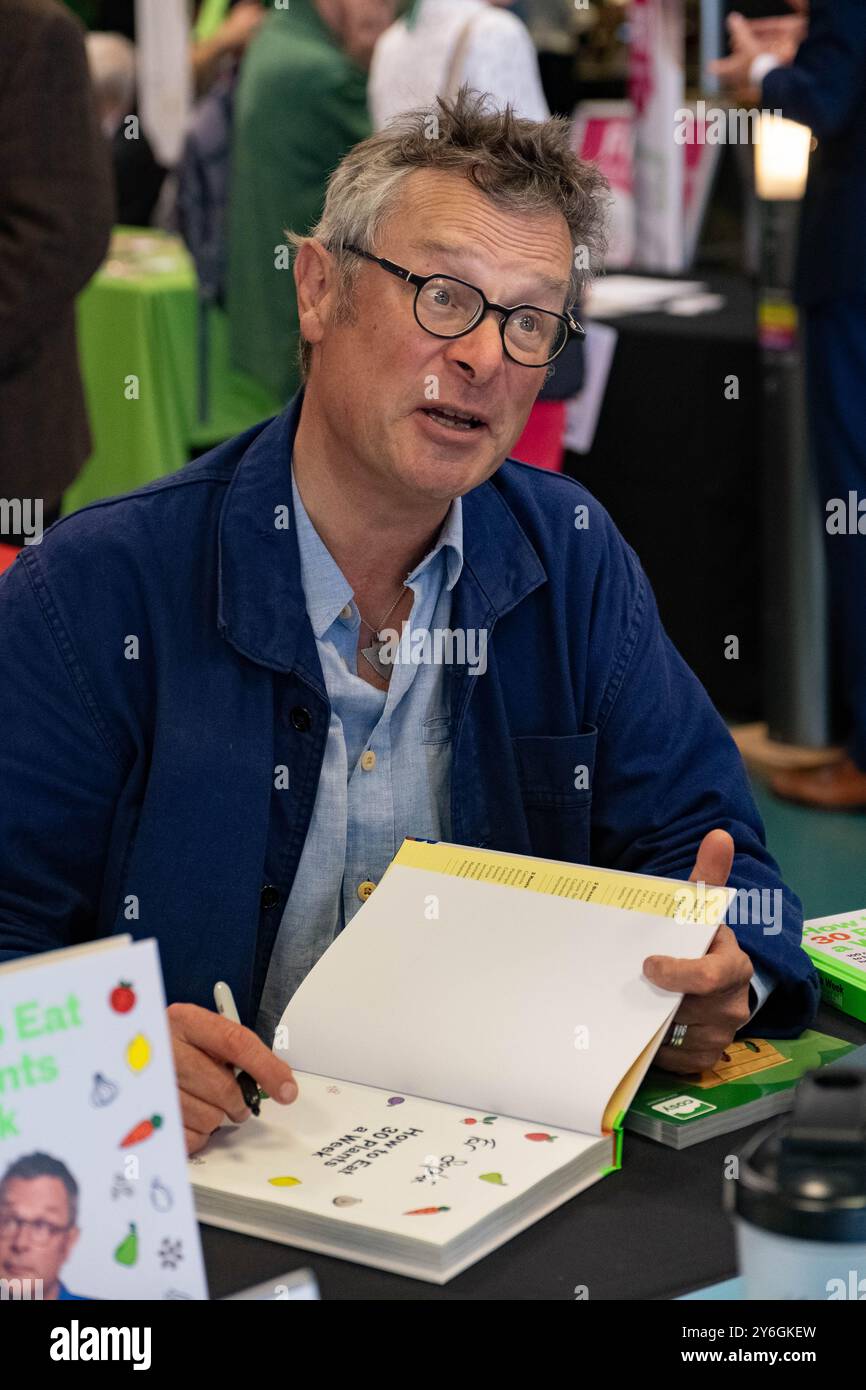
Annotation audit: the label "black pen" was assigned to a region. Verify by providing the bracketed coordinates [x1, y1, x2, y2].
[213, 980, 262, 1116]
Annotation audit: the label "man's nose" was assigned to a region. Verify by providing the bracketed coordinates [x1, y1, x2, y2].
[442, 313, 505, 380]
[10, 1226, 30, 1253]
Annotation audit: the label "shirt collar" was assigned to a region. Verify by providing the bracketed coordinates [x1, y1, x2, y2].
[217, 388, 546, 676]
[407, 492, 464, 593]
[290, 459, 464, 640]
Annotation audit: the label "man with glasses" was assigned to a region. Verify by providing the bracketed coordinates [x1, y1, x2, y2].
[0, 91, 818, 1156]
[0, 1154, 86, 1300]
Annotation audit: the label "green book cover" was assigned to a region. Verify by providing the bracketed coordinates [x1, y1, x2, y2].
[625, 1030, 856, 1148]
[803, 909, 866, 1024]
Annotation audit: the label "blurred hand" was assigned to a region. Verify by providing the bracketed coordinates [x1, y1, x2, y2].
[217, 1, 266, 55]
[644, 830, 754, 1076]
[709, 11, 770, 90]
[745, 13, 807, 62]
[168, 1003, 298, 1155]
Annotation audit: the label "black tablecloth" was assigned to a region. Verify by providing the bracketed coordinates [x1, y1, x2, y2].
[201, 1003, 864, 1301]
[566, 271, 763, 723]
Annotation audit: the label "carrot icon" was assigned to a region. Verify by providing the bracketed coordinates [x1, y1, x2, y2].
[119, 1114, 163, 1147]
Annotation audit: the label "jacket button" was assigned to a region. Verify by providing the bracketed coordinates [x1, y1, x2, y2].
[357, 880, 376, 901]
[260, 884, 280, 910]
[289, 706, 312, 732]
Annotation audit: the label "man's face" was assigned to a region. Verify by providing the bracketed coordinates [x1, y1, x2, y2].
[305, 168, 574, 507]
[338, 0, 396, 69]
[0, 1177, 79, 1292]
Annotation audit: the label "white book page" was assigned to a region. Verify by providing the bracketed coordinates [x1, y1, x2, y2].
[192, 1070, 603, 1246]
[0, 938, 207, 1300]
[278, 864, 721, 1136]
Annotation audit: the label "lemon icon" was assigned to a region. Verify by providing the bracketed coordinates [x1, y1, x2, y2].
[126, 1034, 151, 1072]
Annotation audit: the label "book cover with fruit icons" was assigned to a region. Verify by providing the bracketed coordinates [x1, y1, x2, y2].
[0, 937, 207, 1299]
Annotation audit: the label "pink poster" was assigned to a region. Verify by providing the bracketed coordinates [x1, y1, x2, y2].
[573, 102, 635, 268]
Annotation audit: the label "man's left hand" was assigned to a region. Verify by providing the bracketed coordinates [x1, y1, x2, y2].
[644, 829, 754, 1075]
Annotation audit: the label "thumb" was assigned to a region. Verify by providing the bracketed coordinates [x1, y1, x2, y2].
[689, 828, 735, 887]
[727, 12, 752, 43]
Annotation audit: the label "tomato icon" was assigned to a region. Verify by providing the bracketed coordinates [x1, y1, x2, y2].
[110, 981, 136, 1014]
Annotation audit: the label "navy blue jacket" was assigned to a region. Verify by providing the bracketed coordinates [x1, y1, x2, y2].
[762, 0, 866, 306]
[0, 392, 819, 1033]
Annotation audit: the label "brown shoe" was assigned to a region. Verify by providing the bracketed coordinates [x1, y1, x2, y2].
[770, 756, 866, 811]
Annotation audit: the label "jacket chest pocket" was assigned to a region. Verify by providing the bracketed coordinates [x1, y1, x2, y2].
[512, 727, 597, 864]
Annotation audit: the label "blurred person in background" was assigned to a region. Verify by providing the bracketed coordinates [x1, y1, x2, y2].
[190, 0, 264, 95]
[0, 0, 114, 541]
[67, 0, 264, 94]
[85, 30, 166, 226]
[369, 0, 585, 473]
[369, 0, 549, 128]
[713, 1, 866, 810]
[226, 0, 395, 405]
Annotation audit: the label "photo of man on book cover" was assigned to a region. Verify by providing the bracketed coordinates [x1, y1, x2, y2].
[0, 1152, 89, 1301]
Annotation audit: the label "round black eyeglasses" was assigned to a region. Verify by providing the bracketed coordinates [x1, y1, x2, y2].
[342, 244, 584, 368]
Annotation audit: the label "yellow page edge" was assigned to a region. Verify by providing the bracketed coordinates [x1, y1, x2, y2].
[394, 838, 732, 925]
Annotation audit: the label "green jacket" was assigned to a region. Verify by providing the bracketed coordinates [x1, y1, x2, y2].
[226, 0, 370, 400]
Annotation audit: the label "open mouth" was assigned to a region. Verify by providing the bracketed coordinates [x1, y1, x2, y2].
[420, 406, 486, 433]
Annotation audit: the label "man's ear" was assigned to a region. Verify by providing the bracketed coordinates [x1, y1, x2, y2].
[294, 240, 336, 351]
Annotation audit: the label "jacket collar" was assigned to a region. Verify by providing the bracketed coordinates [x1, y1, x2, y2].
[217, 388, 547, 674]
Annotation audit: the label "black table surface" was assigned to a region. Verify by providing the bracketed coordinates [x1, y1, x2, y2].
[566, 267, 764, 725]
[201, 1003, 866, 1301]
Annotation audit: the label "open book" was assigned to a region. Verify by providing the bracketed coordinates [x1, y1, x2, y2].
[191, 840, 732, 1284]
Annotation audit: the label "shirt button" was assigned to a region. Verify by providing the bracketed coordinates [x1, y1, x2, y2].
[339, 604, 353, 620]
[357, 880, 376, 901]
[260, 884, 280, 910]
[360, 750, 376, 771]
[289, 706, 312, 732]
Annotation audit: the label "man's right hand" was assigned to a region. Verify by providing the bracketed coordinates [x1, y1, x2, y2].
[167, 1003, 299, 1155]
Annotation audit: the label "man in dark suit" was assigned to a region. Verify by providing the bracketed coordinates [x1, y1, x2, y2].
[0, 0, 114, 538]
[713, 1, 866, 809]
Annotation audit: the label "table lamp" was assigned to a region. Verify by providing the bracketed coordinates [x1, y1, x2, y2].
[754, 114, 812, 202]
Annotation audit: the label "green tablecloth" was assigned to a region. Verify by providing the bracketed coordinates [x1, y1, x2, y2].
[64, 228, 282, 516]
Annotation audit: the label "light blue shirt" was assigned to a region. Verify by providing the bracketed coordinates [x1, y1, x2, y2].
[255, 464, 463, 1044]
[254, 462, 772, 1044]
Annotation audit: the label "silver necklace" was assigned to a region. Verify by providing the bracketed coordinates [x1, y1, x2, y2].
[356, 584, 409, 680]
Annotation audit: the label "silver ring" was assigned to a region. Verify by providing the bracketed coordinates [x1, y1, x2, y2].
[666, 1022, 688, 1048]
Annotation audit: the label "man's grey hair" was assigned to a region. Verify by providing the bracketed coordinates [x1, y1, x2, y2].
[85, 31, 136, 114]
[287, 86, 610, 380]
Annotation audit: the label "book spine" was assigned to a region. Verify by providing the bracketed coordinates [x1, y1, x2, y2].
[815, 969, 866, 1024]
[599, 1112, 625, 1174]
